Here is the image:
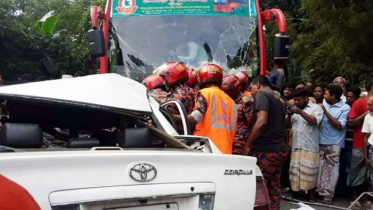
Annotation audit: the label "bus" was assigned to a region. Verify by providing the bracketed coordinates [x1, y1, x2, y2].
[88, 0, 289, 80]
[213, 0, 247, 14]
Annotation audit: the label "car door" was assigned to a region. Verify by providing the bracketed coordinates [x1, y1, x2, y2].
[160, 99, 192, 136]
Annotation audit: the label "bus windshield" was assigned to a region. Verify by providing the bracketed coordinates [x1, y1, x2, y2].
[109, 0, 258, 80]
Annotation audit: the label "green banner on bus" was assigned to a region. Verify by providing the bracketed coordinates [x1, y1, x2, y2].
[111, 0, 257, 17]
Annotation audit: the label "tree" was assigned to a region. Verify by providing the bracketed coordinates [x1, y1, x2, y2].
[291, 0, 373, 85]
[0, 0, 101, 82]
[260, 0, 373, 85]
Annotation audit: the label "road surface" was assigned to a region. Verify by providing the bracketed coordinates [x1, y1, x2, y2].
[281, 198, 351, 209]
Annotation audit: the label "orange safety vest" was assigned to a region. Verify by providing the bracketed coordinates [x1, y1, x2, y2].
[194, 86, 238, 154]
[243, 90, 252, 96]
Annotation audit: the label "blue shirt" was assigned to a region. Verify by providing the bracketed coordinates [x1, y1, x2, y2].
[319, 100, 351, 148]
[269, 69, 284, 86]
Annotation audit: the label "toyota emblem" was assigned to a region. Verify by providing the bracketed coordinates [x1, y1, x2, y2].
[129, 163, 157, 182]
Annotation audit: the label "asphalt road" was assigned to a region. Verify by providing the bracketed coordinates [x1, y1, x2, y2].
[281, 199, 351, 210]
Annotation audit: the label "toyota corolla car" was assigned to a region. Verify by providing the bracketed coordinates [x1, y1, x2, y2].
[0, 74, 270, 210]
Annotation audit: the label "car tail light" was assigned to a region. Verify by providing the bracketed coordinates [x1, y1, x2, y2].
[254, 177, 270, 210]
[198, 194, 215, 210]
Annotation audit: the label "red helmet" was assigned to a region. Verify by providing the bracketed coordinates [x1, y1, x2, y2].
[141, 74, 164, 90]
[235, 71, 250, 84]
[222, 75, 241, 99]
[236, 71, 250, 91]
[186, 69, 198, 87]
[156, 61, 188, 87]
[198, 64, 223, 87]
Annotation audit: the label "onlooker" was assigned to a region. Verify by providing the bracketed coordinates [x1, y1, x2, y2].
[289, 82, 316, 104]
[313, 85, 325, 104]
[295, 82, 306, 89]
[362, 95, 373, 188]
[346, 80, 373, 206]
[346, 87, 361, 106]
[268, 59, 285, 91]
[333, 76, 347, 102]
[317, 84, 351, 204]
[305, 81, 314, 96]
[360, 85, 368, 98]
[281, 81, 295, 104]
[286, 88, 323, 201]
[280, 81, 295, 193]
[242, 75, 287, 210]
[345, 87, 362, 147]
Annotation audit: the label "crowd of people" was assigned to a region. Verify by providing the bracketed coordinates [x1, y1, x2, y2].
[142, 60, 373, 210]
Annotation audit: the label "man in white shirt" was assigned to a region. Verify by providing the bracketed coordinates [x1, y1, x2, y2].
[286, 88, 323, 201]
[362, 95, 373, 167]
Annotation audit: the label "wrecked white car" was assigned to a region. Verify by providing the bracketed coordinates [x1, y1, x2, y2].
[0, 74, 269, 210]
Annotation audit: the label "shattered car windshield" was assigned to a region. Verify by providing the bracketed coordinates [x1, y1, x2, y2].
[110, 15, 258, 79]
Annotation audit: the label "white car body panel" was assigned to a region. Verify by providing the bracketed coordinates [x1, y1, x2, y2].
[0, 74, 260, 210]
[0, 74, 152, 113]
[0, 151, 257, 210]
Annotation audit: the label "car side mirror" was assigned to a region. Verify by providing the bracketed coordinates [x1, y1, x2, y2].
[88, 28, 105, 58]
[274, 33, 290, 60]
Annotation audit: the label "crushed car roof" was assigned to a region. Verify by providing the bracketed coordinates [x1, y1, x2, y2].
[0, 74, 152, 113]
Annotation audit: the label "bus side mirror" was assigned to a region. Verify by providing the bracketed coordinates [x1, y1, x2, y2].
[88, 28, 105, 58]
[274, 33, 290, 59]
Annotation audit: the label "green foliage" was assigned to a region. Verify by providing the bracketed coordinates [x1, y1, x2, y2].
[0, 0, 102, 82]
[292, 0, 373, 85]
[260, 0, 373, 85]
[35, 13, 59, 35]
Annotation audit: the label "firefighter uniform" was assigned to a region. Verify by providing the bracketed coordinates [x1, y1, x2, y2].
[191, 64, 238, 154]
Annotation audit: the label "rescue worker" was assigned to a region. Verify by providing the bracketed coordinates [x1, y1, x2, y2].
[222, 74, 241, 100]
[186, 68, 199, 92]
[174, 64, 238, 154]
[236, 71, 251, 96]
[142, 74, 168, 104]
[156, 61, 195, 115]
[232, 72, 255, 155]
